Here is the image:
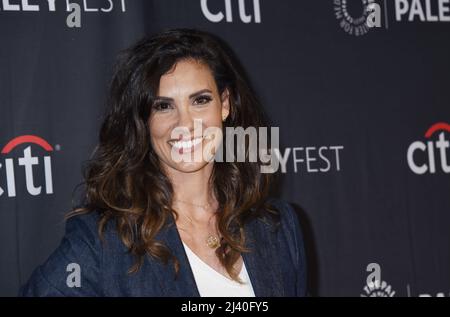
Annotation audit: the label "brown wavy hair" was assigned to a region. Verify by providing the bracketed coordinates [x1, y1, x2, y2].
[70, 28, 280, 282]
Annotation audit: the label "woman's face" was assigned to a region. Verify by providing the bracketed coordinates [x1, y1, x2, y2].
[148, 59, 230, 174]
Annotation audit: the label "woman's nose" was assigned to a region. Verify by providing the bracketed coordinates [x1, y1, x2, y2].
[173, 105, 200, 139]
[177, 107, 194, 130]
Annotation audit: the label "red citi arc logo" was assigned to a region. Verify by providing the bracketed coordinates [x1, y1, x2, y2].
[0, 135, 55, 197]
[407, 123, 450, 175]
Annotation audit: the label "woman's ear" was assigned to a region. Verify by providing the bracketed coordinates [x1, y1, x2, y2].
[221, 89, 230, 122]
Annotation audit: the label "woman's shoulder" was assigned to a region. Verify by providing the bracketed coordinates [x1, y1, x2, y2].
[260, 197, 301, 230]
[65, 210, 101, 236]
[265, 197, 295, 214]
[257, 197, 305, 258]
[62, 210, 113, 250]
[19, 210, 112, 296]
[64, 210, 122, 242]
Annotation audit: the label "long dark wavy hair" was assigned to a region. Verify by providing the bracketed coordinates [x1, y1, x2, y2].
[70, 28, 280, 282]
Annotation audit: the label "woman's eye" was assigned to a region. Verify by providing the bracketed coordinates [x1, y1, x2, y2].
[193, 95, 212, 105]
[152, 102, 172, 112]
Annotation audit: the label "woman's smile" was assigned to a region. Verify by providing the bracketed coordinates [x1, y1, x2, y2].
[168, 136, 205, 155]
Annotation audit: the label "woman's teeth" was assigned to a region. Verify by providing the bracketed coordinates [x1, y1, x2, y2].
[172, 137, 203, 150]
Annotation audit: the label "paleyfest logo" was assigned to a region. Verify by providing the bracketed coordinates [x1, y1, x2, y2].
[334, 0, 450, 36]
[361, 263, 450, 297]
[0, 0, 128, 28]
[0, 135, 57, 198]
[361, 263, 396, 297]
[334, 0, 382, 36]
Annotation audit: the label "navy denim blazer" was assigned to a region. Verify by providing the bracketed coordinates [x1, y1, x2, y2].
[20, 198, 307, 297]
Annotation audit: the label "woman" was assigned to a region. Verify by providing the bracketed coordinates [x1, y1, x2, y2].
[20, 28, 307, 297]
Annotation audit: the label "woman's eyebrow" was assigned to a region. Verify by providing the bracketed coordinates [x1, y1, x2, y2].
[153, 96, 173, 102]
[189, 89, 212, 99]
[155, 89, 212, 101]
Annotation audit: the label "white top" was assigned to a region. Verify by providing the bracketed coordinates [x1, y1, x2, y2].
[182, 242, 255, 297]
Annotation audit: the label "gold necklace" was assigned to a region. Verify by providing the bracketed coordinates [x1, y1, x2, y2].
[174, 199, 221, 249]
[205, 235, 221, 249]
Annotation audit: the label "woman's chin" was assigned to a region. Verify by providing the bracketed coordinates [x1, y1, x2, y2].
[169, 160, 211, 173]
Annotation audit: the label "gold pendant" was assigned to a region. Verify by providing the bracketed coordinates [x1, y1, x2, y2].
[206, 235, 220, 249]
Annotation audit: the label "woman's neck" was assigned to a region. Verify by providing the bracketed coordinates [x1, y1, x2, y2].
[163, 162, 217, 218]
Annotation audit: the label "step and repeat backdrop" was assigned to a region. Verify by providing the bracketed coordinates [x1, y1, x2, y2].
[1, 0, 449, 296]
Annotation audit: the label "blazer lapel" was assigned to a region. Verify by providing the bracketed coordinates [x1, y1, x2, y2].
[145, 215, 200, 297]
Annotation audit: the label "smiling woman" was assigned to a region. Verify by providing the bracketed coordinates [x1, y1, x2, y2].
[19, 28, 307, 297]
[149, 60, 228, 162]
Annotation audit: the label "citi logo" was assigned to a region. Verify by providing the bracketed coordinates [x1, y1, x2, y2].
[407, 123, 450, 175]
[201, 0, 261, 24]
[0, 135, 56, 197]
